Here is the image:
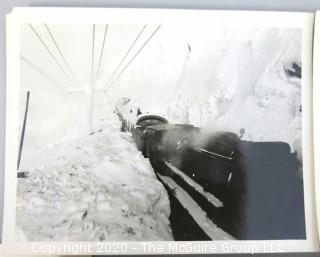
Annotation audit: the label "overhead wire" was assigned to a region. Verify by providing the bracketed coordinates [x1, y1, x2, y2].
[20, 55, 65, 89]
[88, 24, 96, 132]
[95, 24, 108, 84]
[103, 24, 147, 87]
[44, 23, 80, 85]
[91, 24, 96, 86]
[28, 24, 73, 84]
[104, 25, 161, 91]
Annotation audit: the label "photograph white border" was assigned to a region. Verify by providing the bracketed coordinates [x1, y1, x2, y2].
[313, 11, 320, 244]
[2, 7, 318, 255]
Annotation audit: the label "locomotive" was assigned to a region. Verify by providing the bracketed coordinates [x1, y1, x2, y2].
[115, 97, 305, 240]
[114, 97, 242, 197]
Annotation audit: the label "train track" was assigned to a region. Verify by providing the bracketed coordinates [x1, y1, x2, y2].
[150, 158, 240, 240]
[114, 106, 243, 240]
[156, 161, 234, 240]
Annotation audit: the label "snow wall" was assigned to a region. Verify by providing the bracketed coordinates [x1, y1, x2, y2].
[20, 24, 302, 163]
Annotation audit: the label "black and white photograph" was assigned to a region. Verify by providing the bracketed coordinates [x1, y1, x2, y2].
[14, 22, 307, 241]
[2, 8, 318, 255]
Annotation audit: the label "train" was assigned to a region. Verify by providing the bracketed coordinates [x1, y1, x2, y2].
[115, 97, 243, 197]
[115, 97, 306, 240]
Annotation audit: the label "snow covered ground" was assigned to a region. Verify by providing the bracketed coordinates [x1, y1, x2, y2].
[16, 107, 173, 241]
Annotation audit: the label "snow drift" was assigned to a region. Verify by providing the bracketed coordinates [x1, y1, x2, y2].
[16, 108, 172, 241]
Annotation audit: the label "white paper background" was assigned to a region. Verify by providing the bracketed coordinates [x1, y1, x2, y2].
[1, 2, 320, 255]
[1, 7, 317, 255]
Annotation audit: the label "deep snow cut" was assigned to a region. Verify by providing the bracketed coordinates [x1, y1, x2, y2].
[20, 26, 302, 159]
[17, 25, 304, 240]
[16, 106, 172, 241]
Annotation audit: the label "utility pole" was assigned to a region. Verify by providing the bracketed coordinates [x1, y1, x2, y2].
[17, 91, 30, 170]
[89, 24, 96, 132]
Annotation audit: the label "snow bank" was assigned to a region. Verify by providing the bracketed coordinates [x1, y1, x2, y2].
[149, 29, 301, 154]
[21, 25, 302, 158]
[105, 28, 301, 153]
[17, 108, 172, 241]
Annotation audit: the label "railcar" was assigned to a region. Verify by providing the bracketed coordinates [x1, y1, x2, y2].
[115, 97, 242, 194]
[144, 125, 242, 195]
[132, 114, 168, 155]
[143, 124, 198, 161]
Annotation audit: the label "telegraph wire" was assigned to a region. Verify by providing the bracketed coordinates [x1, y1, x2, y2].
[91, 24, 96, 86]
[104, 25, 161, 91]
[89, 24, 96, 132]
[95, 24, 108, 83]
[104, 24, 147, 87]
[20, 55, 65, 89]
[44, 23, 80, 85]
[105, 25, 161, 90]
[28, 24, 73, 84]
